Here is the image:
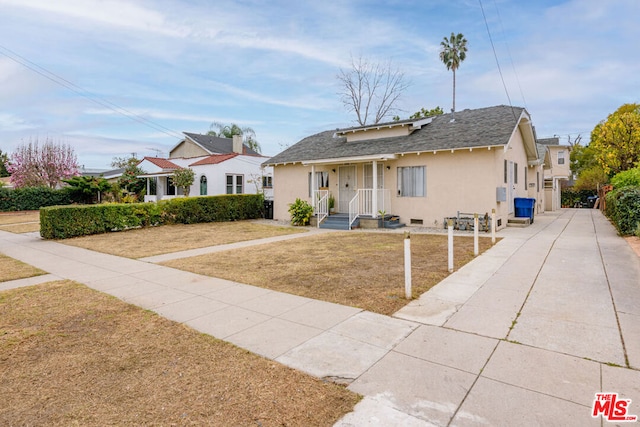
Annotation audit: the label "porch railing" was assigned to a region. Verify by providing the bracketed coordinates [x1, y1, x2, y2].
[313, 190, 329, 228]
[357, 189, 390, 216]
[348, 189, 390, 229]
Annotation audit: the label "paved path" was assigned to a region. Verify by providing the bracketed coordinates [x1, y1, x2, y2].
[1, 209, 639, 426]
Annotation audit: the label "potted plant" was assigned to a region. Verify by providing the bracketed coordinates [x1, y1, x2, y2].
[328, 194, 336, 214]
[378, 209, 386, 228]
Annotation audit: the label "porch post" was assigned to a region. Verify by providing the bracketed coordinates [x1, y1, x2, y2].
[372, 160, 378, 218]
[146, 178, 150, 196]
[311, 164, 317, 211]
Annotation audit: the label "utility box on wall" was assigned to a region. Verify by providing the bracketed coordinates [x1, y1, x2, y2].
[496, 187, 507, 202]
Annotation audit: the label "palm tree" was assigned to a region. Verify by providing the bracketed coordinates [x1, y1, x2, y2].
[439, 32, 468, 113]
[207, 122, 261, 153]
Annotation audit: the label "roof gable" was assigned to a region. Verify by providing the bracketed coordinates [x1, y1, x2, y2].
[139, 157, 181, 171]
[180, 132, 261, 156]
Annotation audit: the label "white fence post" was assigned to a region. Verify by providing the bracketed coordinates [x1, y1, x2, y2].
[447, 219, 454, 273]
[491, 208, 496, 245]
[474, 213, 479, 256]
[404, 231, 412, 299]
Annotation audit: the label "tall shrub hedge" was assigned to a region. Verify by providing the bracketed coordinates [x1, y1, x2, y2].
[0, 187, 72, 211]
[605, 187, 640, 236]
[40, 194, 264, 239]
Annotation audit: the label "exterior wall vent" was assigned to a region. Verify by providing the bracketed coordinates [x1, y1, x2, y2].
[410, 218, 423, 225]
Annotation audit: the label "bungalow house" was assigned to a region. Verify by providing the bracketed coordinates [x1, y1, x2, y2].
[263, 105, 546, 230]
[538, 137, 571, 210]
[139, 132, 272, 201]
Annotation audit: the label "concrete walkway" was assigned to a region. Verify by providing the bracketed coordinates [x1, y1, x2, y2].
[1, 209, 639, 426]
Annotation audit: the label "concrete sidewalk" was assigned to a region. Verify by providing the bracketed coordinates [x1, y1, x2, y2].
[1, 209, 639, 426]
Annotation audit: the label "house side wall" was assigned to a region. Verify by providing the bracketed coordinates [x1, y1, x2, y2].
[170, 140, 209, 158]
[544, 145, 571, 179]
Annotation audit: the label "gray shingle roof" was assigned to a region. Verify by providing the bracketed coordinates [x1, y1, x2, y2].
[183, 132, 261, 156]
[537, 137, 560, 146]
[263, 105, 526, 165]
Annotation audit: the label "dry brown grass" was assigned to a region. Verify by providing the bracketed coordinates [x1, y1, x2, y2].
[0, 280, 360, 426]
[163, 232, 495, 316]
[0, 254, 46, 282]
[63, 221, 306, 258]
[0, 211, 40, 234]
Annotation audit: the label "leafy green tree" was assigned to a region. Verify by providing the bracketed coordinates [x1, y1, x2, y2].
[111, 155, 140, 169]
[439, 32, 468, 113]
[63, 175, 112, 204]
[117, 162, 146, 200]
[0, 149, 9, 177]
[208, 122, 261, 153]
[590, 103, 640, 176]
[573, 166, 608, 191]
[393, 107, 444, 121]
[172, 167, 196, 197]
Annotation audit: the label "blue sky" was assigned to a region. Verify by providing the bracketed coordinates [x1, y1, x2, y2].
[0, 0, 638, 169]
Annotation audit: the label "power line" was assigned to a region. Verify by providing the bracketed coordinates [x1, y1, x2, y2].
[491, 0, 528, 110]
[478, 0, 518, 122]
[0, 44, 184, 140]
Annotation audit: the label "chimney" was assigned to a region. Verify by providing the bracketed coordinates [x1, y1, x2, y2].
[232, 135, 243, 154]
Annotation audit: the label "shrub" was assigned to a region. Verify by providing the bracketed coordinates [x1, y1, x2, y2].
[610, 167, 640, 189]
[0, 186, 72, 211]
[605, 187, 640, 235]
[288, 198, 314, 226]
[40, 194, 263, 239]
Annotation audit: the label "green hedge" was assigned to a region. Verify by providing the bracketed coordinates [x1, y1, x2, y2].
[605, 187, 640, 236]
[0, 187, 72, 211]
[40, 194, 264, 239]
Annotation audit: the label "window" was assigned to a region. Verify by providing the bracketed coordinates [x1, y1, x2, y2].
[262, 176, 273, 188]
[537, 171, 540, 192]
[397, 166, 425, 197]
[524, 166, 528, 190]
[504, 160, 507, 184]
[557, 150, 565, 165]
[514, 163, 518, 184]
[200, 175, 207, 196]
[364, 164, 384, 189]
[308, 171, 329, 196]
[166, 176, 176, 195]
[226, 174, 244, 194]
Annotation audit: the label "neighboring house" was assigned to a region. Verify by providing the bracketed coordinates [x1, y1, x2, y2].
[170, 132, 261, 158]
[0, 176, 13, 189]
[263, 105, 546, 230]
[538, 137, 571, 211]
[139, 133, 272, 202]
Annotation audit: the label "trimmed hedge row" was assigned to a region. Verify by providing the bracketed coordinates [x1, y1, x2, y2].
[0, 187, 72, 211]
[605, 187, 640, 236]
[40, 194, 264, 239]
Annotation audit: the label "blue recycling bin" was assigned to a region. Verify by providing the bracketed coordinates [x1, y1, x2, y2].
[514, 198, 535, 223]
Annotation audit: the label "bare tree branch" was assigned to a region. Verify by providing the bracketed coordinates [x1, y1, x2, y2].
[337, 55, 409, 126]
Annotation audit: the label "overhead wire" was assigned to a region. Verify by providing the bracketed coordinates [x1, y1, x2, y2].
[491, 0, 528, 111]
[0, 44, 184, 141]
[478, 0, 518, 122]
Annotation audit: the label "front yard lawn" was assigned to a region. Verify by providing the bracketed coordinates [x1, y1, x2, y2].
[0, 280, 360, 426]
[0, 254, 45, 282]
[62, 221, 306, 258]
[162, 232, 495, 316]
[0, 211, 40, 234]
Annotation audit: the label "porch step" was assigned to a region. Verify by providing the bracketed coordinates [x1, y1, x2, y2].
[507, 217, 531, 227]
[319, 213, 359, 230]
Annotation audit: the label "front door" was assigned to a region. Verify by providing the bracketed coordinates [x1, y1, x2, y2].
[339, 166, 356, 212]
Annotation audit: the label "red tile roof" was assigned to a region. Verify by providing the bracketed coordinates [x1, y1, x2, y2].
[189, 153, 238, 166]
[142, 157, 181, 169]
